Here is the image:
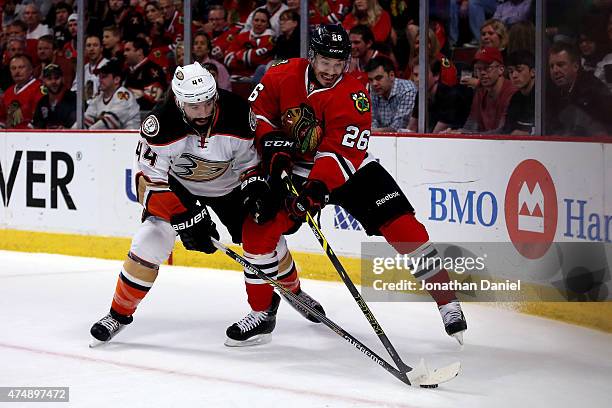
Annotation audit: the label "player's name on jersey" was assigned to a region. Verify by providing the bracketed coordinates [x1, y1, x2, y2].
[371, 279, 522, 292]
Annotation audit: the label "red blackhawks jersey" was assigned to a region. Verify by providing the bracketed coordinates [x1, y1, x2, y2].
[0, 78, 45, 128]
[224, 29, 275, 77]
[251, 58, 374, 191]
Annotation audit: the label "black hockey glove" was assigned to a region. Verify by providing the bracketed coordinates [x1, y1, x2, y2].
[241, 173, 278, 224]
[285, 179, 329, 221]
[171, 205, 220, 254]
[261, 131, 295, 179]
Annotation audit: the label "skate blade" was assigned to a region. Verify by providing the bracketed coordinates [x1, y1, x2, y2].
[89, 337, 108, 348]
[224, 333, 272, 347]
[451, 331, 465, 346]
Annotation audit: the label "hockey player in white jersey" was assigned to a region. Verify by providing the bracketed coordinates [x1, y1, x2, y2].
[90, 62, 324, 347]
[82, 59, 140, 129]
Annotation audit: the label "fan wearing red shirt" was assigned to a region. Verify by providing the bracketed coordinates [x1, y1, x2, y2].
[0, 55, 44, 129]
[342, 0, 392, 43]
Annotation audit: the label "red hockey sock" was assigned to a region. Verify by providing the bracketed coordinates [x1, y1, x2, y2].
[380, 214, 456, 306]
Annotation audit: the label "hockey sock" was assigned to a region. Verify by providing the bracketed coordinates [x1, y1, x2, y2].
[276, 236, 300, 293]
[380, 214, 457, 306]
[110, 252, 159, 317]
[244, 251, 278, 311]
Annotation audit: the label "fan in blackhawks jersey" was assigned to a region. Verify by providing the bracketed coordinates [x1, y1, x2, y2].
[246, 24, 468, 345]
[90, 62, 325, 347]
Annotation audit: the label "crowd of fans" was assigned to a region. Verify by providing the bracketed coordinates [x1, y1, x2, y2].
[0, 0, 611, 136]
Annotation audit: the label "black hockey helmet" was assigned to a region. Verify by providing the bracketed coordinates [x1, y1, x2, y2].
[309, 24, 351, 60]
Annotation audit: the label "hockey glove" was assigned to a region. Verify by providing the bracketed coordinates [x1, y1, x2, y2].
[285, 179, 329, 221]
[282, 103, 323, 155]
[241, 173, 278, 224]
[261, 131, 295, 179]
[171, 205, 220, 254]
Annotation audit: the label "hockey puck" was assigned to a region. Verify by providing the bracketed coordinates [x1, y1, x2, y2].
[420, 384, 438, 388]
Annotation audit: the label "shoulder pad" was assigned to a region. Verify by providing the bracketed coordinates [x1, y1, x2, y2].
[140, 97, 190, 144]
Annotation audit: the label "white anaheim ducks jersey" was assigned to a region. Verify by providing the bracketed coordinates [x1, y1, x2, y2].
[83, 86, 141, 129]
[136, 89, 258, 199]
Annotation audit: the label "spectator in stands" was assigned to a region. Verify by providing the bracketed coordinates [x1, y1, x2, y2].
[502, 50, 535, 135]
[1, 37, 26, 90]
[34, 35, 75, 87]
[202, 62, 221, 88]
[224, 9, 275, 78]
[408, 59, 473, 133]
[207, 5, 241, 61]
[289, 0, 351, 25]
[102, 25, 124, 64]
[244, 0, 289, 38]
[52, 1, 72, 48]
[493, 0, 533, 27]
[412, 28, 458, 86]
[123, 37, 167, 110]
[5, 20, 39, 62]
[0, 55, 45, 128]
[578, 29, 606, 73]
[159, 0, 184, 41]
[144, 1, 170, 47]
[32, 63, 76, 129]
[507, 20, 535, 55]
[192, 31, 232, 91]
[594, 12, 612, 92]
[451, 47, 516, 133]
[1, 1, 23, 27]
[547, 41, 612, 136]
[348, 25, 381, 76]
[83, 59, 140, 129]
[365, 56, 417, 131]
[23, 3, 51, 40]
[449, 0, 498, 47]
[343, 0, 392, 44]
[71, 34, 109, 103]
[62, 13, 78, 60]
[275, 9, 300, 60]
[480, 19, 509, 51]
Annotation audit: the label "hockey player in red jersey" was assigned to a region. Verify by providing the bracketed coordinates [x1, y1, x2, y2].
[239, 25, 468, 345]
[89, 62, 325, 347]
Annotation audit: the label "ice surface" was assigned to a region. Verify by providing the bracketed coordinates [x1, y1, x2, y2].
[0, 251, 610, 408]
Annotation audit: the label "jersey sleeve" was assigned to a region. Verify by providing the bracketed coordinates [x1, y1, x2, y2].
[134, 136, 188, 221]
[308, 85, 373, 192]
[250, 66, 283, 147]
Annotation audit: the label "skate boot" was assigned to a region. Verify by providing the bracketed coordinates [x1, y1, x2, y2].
[281, 288, 325, 323]
[89, 309, 133, 347]
[225, 292, 281, 347]
[438, 300, 467, 345]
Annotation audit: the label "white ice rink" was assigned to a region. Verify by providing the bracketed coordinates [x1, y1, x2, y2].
[0, 250, 610, 408]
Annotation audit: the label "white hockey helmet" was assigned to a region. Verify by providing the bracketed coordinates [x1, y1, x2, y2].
[172, 62, 217, 107]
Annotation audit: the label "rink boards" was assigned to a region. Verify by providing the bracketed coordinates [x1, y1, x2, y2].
[1, 130, 611, 330]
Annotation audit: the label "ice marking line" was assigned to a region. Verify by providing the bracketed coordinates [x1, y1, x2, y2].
[0, 342, 419, 407]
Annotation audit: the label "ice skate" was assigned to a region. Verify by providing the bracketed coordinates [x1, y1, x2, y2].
[281, 288, 325, 323]
[438, 300, 467, 345]
[225, 292, 281, 347]
[89, 309, 133, 347]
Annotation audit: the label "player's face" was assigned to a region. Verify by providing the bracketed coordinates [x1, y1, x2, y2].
[37, 41, 54, 62]
[508, 64, 534, 91]
[480, 25, 501, 49]
[367, 66, 394, 97]
[86, 37, 102, 61]
[183, 99, 216, 126]
[252, 12, 269, 35]
[9, 58, 32, 83]
[350, 34, 369, 58]
[193, 35, 209, 59]
[549, 51, 579, 88]
[43, 74, 63, 95]
[311, 55, 346, 87]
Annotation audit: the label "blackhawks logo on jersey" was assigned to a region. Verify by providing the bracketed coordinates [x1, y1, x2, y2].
[351, 92, 370, 114]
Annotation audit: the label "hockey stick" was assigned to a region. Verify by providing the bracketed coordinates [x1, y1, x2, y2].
[280, 171, 457, 378]
[212, 238, 459, 387]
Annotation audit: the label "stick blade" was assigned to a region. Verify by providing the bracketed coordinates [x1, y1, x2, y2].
[419, 361, 461, 387]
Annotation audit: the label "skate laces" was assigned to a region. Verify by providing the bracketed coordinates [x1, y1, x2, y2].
[439, 302, 463, 324]
[236, 311, 267, 333]
[98, 314, 122, 333]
